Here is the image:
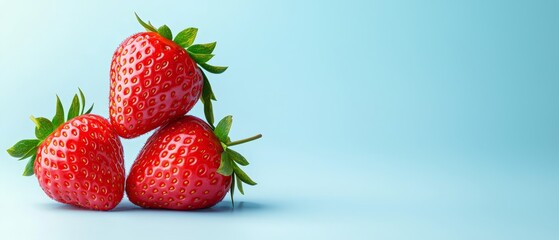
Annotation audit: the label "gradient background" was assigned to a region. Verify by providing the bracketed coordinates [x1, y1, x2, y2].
[1, 0, 558, 239]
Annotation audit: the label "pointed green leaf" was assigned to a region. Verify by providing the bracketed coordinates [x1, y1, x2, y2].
[31, 117, 54, 140]
[188, 52, 214, 63]
[67, 94, 80, 120]
[78, 88, 86, 115]
[202, 99, 214, 127]
[187, 42, 217, 54]
[19, 146, 37, 161]
[22, 155, 36, 176]
[7, 139, 39, 158]
[236, 174, 244, 195]
[202, 98, 214, 128]
[228, 149, 249, 166]
[85, 103, 94, 114]
[199, 62, 228, 74]
[52, 95, 65, 128]
[135, 13, 157, 32]
[157, 25, 173, 40]
[233, 163, 257, 185]
[230, 173, 235, 206]
[201, 70, 216, 100]
[199, 71, 215, 127]
[214, 115, 233, 143]
[216, 151, 234, 176]
[174, 27, 198, 48]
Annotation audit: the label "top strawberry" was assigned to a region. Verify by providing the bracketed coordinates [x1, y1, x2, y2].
[109, 13, 225, 138]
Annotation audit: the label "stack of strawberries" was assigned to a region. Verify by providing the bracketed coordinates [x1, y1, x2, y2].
[7, 14, 261, 211]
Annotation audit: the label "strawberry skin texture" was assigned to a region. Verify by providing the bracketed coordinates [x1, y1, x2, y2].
[110, 32, 203, 138]
[35, 114, 125, 210]
[126, 115, 231, 210]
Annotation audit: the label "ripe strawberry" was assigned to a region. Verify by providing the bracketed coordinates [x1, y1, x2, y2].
[126, 115, 261, 210]
[110, 13, 227, 138]
[7, 90, 125, 211]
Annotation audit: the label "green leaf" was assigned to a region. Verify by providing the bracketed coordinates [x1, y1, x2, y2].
[202, 98, 214, 128]
[31, 117, 54, 140]
[134, 12, 157, 32]
[199, 71, 216, 127]
[233, 163, 257, 185]
[67, 94, 80, 120]
[52, 95, 65, 128]
[201, 70, 216, 100]
[230, 173, 235, 207]
[214, 115, 233, 143]
[216, 151, 234, 176]
[78, 88, 86, 115]
[157, 25, 173, 40]
[174, 27, 198, 48]
[199, 62, 228, 74]
[84, 103, 94, 114]
[19, 146, 37, 161]
[22, 155, 36, 176]
[227, 149, 249, 166]
[236, 174, 244, 195]
[6, 139, 39, 158]
[188, 52, 214, 63]
[187, 42, 217, 54]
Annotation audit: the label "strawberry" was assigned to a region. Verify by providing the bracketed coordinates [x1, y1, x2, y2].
[110, 13, 227, 138]
[126, 115, 261, 210]
[7, 90, 125, 211]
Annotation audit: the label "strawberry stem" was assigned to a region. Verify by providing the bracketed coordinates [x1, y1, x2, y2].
[227, 134, 262, 147]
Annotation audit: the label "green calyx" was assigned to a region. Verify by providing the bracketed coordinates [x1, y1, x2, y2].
[213, 115, 262, 205]
[135, 13, 227, 128]
[6, 89, 93, 176]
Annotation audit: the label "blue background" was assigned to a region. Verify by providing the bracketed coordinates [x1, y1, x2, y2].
[1, 0, 558, 239]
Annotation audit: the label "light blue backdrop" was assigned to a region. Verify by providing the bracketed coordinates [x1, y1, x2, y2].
[0, 0, 557, 239]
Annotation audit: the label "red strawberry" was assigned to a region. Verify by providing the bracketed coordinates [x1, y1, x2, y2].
[110, 13, 227, 138]
[126, 115, 261, 210]
[7, 90, 125, 211]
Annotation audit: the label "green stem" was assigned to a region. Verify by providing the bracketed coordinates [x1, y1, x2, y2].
[29, 115, 39, 127]
[227, 134, 262, 147]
